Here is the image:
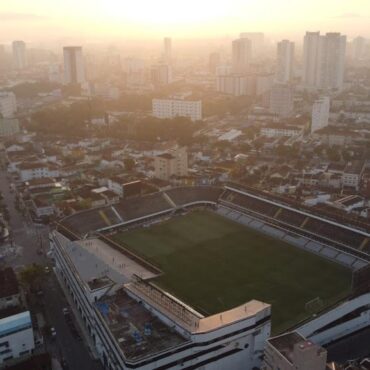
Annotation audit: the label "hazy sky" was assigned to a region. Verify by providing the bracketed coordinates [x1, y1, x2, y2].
[1, 0, 369, 43]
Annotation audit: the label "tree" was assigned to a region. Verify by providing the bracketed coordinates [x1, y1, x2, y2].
[124, 158, 136, 171]
[20, 264, 44, 291]
[326, 146, 340, 162]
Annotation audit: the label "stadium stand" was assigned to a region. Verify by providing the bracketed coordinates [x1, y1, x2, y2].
[303, 218, 366, 249]
[276, 209, 307, 228]
[114, 192, 173, 221]
[59, 185, 369, 263]
[226, 182, 370, 233]
[221, 190, 281, 218]
[220, 187, 369, 256]
[61, 206, 122, 236]
[165, 186, 222, 207]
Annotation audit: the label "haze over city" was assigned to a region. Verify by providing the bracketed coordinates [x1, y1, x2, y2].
[0, 1, 370, 370]
[1, 0, 370, 42]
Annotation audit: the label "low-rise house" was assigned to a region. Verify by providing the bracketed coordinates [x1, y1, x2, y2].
[332, 195, 365, 212]
[31, 197, 55, 218]
[75, 187, 107, 208]
[0, 268, 21, 310]
[343, 161, 365, 191]
[17, 162, 60, 182]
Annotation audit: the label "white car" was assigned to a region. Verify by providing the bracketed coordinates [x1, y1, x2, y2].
[62, 308, 70, 316]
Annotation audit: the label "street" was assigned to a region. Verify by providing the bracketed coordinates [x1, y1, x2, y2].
[0, 170, 49, 267]
[0, 170, 103, 370]
[41, 273, 102, 370]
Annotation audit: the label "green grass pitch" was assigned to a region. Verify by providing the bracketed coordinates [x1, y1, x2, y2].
[111, 210, 352, 333]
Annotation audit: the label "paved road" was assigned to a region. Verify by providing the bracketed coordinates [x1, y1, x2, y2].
[0, 170, 103, 370]
[0, 170, 49, 267]
[42, 273, 102, 370]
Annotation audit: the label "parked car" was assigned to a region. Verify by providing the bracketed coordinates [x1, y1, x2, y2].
[62, 307, 70, 316]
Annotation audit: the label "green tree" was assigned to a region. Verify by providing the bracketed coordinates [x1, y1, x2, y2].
[20, 264, 44, 291]
[124, 158, 136, 171]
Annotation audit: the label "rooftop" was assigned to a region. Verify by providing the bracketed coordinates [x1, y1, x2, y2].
[54, 234, 157, 291]
[0, 267, 19, 299]
[96, 290, 187, 361]
[268, 331, 308, 363]
[156, 153, 175, 160]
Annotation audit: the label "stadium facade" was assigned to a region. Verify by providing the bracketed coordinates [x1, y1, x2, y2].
[50, 184, 370, 370]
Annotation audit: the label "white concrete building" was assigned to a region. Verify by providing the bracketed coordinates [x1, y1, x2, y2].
[17, 163, 60, 182]
[63, 46, 85, 85]
[12, 41, 27, 70]
[343, 161, 364, 191]
[232, 38, 252, 74]
[0, 311, 35, 364]
[269, 84, 294, 117]
[0, 92, 17, 118]
[303, 32, 346, 90]
[50, 231, 271, 370]
[311, 96, 330, 133]
[152, 98, 202, 121]
[276, 40, 295, 83]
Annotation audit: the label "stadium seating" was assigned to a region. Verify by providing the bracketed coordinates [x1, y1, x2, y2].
[221, 187, 367, 252]
[62, 206, 121, 236]
[221, 190, 280, 218]
[165, 186, 222, 207]
[276, 209, 307, 227]
[114, 193, 173, 221]
[303, 218, 366, 249]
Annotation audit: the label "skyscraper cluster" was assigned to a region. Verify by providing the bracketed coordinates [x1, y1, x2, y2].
[12, 40, 27, 70]
[276, 40, 295, 83]
[63, 46, 86, 85]
[303, 32, 346, 90]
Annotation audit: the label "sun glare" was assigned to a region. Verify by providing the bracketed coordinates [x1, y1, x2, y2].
[98, 0, 231, 25]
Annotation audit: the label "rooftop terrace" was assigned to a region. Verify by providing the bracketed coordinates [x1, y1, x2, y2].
[96, 290, 188, 361]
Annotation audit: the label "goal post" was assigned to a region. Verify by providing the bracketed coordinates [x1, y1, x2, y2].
[305, 297, 323, 313]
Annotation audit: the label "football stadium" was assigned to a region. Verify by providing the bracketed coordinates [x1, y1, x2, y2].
[52, 184, 370, 370]
[110, 210, 351, 333]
